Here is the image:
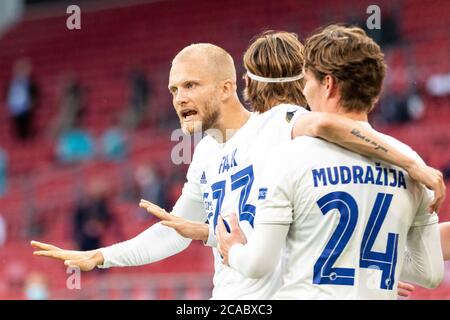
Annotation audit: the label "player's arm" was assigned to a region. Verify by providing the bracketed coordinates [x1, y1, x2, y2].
[32, 191, 207, 270]
[98, 193, 207, 268]
[32, 221, 191, 270]
[140, 200, 209, 242]
[137, 141, 219, 246]
[96, 141, 214, 266]
[440, 221, 450, 260]
[217, 214, 288, 278]
[400, 189, 444, 288]
[292, 112, 445, 212]
[142, 199, 219, 248]
[376, 221, 449, 297]
[31, 241, 103, 271]
[400, 223, 444, 288]
[218, 146, 294, 278]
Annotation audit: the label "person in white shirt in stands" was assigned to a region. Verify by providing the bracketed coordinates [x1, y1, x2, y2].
[31, 32, 445, 299]
[217, 25, 445, 299]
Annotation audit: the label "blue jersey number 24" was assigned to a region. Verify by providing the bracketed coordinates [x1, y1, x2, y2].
[313, 191, 398, 290]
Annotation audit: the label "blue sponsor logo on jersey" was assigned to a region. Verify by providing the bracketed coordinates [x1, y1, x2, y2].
[258, 188, 268, 200]
[312, 162, 407, 189]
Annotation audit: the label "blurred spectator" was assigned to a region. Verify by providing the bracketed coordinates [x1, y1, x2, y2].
[165, 168, 186, 210]
[167, 180, 184, 210]
[0, 148, 7, 196]
[134, 164, 163, 219]
[444, 163, 450, 181]
[135, 164, 163, 204]
[367, 13, 400, 48]
[426, 72, 450, 96]
[406, 89, 425, 120]
[6, 58, 38, 141]
[55, 126, 95, 164]
[378, 85, 424, 124]
[378, 90, 408, 123]
[5, 260, 26, 296]
[100, 115, 128, 162]
[0, 212, 7, 247]
[24, 273, 49, 300]
[52, 72, 86, 136]
[121, 65, 152, 129]
[73, 179, 115, 251]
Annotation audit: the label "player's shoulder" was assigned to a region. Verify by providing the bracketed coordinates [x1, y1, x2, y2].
[291, 135, 327, 149]
[252, 104, 309, 136]
[270, 136, 320, 164]
[196, 133, 217, 148]
[285, 136, 346, 168]
[191, 134, 219, 162]
[196, 134, 219, 152]
[267, 103, 309, 123]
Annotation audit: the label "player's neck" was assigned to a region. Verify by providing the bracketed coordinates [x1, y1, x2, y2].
[211, 101, 251, 143]
[329, 104, 369, 122]
[338, 111, 368, 122]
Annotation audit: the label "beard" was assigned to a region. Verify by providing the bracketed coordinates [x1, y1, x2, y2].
[180, 98, 221, 135]
[201, 100, 221, 132]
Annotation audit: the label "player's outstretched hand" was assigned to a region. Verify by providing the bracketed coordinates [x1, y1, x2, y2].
[139, 199, 209, 241]
[31, 240, 104, 271]
[216, 213, 247, 266]
[407, 163, 446, 213]
[397, 281, 415, 298]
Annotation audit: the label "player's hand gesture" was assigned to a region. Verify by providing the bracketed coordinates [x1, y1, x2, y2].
[216, 213, 247, 266]
[31, 240, 104, 271]
[407, 163, 446, 213]
[397, 281, 415, 298]
[139, 199, 209, 241]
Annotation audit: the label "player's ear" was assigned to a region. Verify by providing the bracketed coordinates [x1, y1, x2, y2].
[220, 79, 236, 101]
[323, 75, 338, 98]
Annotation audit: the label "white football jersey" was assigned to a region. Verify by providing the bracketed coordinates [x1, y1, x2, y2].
[183, 104, 308, 299]
[256, 125, 438, 299]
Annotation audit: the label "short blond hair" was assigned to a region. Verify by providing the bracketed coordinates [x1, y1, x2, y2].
[243, 31, 307, 113]
[174, 43, 236, 82]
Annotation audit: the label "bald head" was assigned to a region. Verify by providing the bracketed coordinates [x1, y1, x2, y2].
[172, 43, 236, 83]
[168, 43, 241, 136]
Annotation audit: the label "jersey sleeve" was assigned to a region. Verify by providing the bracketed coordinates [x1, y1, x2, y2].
[98, 172, 203, 268]
[170, 166, 205, 221]
[98, 139, 211, 269]
[98, 222, 192, 269]
[178, 146, 204, 206]
[254, 143, 298, 225]
[203, 221, 217, 247]
[283, 106, 309, 139]
[172, 136, 212, 217]
[98, 170, 206, 269]
[412, 187, 439, 227]
[228, 223, 289, 278]
[400, 222, 444, 288]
